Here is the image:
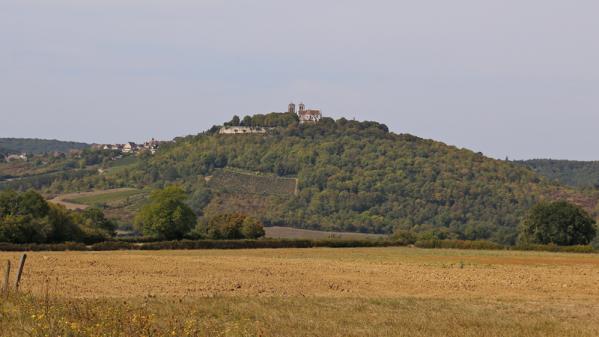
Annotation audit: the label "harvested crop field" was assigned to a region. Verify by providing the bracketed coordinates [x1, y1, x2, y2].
[2, 247, 599, 336]
[264, 226, 387, 240]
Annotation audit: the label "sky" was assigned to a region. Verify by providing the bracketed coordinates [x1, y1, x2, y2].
[1, 0, 598, 160]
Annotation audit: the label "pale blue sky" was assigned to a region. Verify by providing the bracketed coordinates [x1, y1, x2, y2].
[1, 0, 598, 160]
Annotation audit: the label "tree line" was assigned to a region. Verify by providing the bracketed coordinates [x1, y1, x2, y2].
[0, 187, 266, 244]
[0, 187, 595, 247]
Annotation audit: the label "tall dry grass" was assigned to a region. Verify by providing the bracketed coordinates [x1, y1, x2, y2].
[1, 294, 598, 337]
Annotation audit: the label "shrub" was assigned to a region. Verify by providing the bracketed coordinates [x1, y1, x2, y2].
[197, 214, 266, 240]
[0, 190, 97, 244]
[414, 239, 504, 250]
[91, 241, 138, 251]
[519, 201, 597, 246]
[134, 185, 197, 240]
[393, 230, 417, 245]
[514, 243, 594, 253]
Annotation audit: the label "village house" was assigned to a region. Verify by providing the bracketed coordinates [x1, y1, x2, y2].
[102, 144, 124, 151]
[4, 153, 29, 162]
[122, 142, 138, 154]
[219, 126, 267, 135]
[94, 139, 162, 155]
[142, 138, 161, 154]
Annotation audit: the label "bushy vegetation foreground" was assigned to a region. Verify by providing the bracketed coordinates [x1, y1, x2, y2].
[2, 294, 598, 337]
[0, 190, 115, 244]
[1, 188, 597, 251]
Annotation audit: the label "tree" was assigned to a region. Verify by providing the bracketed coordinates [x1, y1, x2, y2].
[134, 185, 197, 240]
[80, 207, 117, 235]
[197, 213, 265, 239]
[45, 203, 84, 243]
[241, 216, 265, 239]
[187, 186, 213, 215]
[519, 201, 597, 246]
[0, 190, 89, 243]
[241, 115, 253, 127]
[205, 213, 245, 239]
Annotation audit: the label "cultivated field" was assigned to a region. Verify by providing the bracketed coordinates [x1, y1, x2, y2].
[265, 226, 387, 240]
[48, 188, 146, 224]
[1, 247, 598, 336]
[49, 188, 140, 210]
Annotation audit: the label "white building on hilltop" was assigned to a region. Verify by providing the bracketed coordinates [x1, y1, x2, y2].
[219, 126, 268, 135]
[288, 102, 322, 123]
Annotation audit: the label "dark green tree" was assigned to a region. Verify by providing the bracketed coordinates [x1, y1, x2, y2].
[80, 207, 117, 235]
[0, 190, 90, 243]
[197, 213, 265, 239]
[241, 216, 265, 239]
[134, 185, 197, 240]
[241, 115, 253, 127]
[519, 201, 597, 245]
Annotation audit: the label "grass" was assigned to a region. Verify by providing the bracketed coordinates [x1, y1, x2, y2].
[102, 156, 140, 177]
[51, 188, 147, 224]
[2, 295, 598, 337]
[66, 189, 144, 205]
[1, 247, 598, 336]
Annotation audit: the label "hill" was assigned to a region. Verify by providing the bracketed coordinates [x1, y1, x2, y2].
[0, 138, 89, 154]
[518, 159, 599, 188]
[107, 115, 596, 244]
[2, 114, 596, 244]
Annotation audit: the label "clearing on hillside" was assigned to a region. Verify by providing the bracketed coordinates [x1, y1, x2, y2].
[49, 188, 147, 224]
[207, 168, 297, 196]
[203, 168, 297, 218]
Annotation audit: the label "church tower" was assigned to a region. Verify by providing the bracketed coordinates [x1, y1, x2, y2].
[298, 102, 305, 113]
[288, 102, 296, 114]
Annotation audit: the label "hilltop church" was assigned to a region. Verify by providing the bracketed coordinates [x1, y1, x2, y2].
[288, 102, 322, 124]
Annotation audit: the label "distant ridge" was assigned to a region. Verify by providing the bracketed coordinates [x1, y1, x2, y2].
[518, 159, 599, 188]
[0, 138, 89, 154]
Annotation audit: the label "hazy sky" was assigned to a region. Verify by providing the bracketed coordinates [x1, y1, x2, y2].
[1, 1, 598, 160]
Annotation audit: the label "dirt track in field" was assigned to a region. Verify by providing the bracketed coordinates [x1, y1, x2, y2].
[48, 188, 136, 210]
[2, 247, 598, 303]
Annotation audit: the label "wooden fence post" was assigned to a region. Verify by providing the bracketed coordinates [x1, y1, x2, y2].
[2, 260, 10, 297]
[14, 254, 26, 291]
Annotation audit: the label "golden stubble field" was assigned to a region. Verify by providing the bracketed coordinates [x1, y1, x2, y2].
[2, 247, 598, 301]
[2, 247, 599, 337]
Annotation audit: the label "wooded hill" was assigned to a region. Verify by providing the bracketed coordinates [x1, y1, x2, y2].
[3, 115, 596, 245]
[518, 159, 599, 189]
[0, 138, 89, 154]
[102, 114, 595, 245]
